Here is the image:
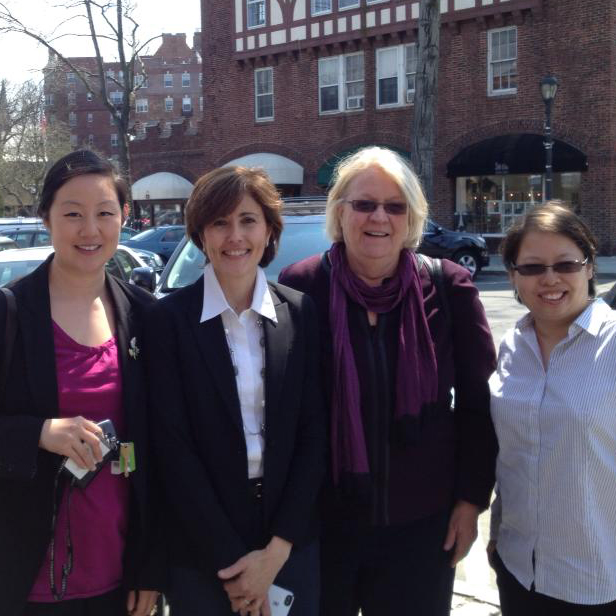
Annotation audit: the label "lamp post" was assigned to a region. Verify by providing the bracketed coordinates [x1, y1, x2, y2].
[540, 76, 558, 201]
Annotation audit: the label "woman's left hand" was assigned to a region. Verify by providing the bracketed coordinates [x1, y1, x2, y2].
[127, 589, 160, 616]
[443, 500, 480, 567]
[218, 536, 292, 615]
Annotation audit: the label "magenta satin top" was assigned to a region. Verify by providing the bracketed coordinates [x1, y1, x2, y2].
[28, 322, 129, 602]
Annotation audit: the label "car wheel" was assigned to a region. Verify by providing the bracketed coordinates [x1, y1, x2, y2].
[454, 250, 479, 278]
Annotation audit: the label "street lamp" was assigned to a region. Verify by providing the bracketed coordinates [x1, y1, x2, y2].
[540, 76, 558, 200]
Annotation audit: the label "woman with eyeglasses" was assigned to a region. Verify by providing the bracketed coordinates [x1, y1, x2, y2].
[279, 146, 497, 616]
[488, 202, 616, 615]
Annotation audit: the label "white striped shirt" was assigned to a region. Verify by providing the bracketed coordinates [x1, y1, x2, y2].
[489, 299, 616, 605]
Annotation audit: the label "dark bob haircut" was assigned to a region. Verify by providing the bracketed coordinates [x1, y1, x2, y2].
[501, 200, 597, 297]
[38, 149, 128, 220]
[185, 166, 283, 267]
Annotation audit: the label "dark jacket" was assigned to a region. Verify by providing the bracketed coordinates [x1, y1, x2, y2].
[144, 277, 326, 575]
[0, 256, 164, 616]
[279, 253, 497, 529]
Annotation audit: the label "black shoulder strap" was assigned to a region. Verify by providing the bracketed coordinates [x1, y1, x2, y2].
[1, 287, 17, 398]
[416, 253, 452, 333]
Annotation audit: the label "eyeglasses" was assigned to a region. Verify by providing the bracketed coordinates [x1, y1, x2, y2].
[512, 258, 589, 276]
[344, 199, 408, 216]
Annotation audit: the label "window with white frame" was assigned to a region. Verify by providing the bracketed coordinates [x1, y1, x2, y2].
[164, 72, 173, 87]
[182, 72, 190, 87]
[70, 134, 77, 147]
[254, 68, 273, 120]
[69, 112, 77, 126]
[117, 70, 124, 84]
[182, 96, 192, 112]
[110, 91, 122, 105]
[199, 73, 203, 86]
[45, 94, 54, 106]
[106, 69, 115, 80]
[165, 97, 173, 112]
[111, 133, 118, 147]
[88, 134, 94, 146]
[488, 27, 517, 95]
[66, 72, 76, 84]
[67, 92, 76, 106]
[319, 52, 364, 114]
[87, 113, 93, 123]
[247, 0, 266, 28]
[199, 96, 203, 112]
[86, 92, 93, 101]
[134, 74, 148, 88]
[312, 0, 331, 15]
[376, 44, 416, 107]
[136, 98, 148, 113]
[339, 0, 359, 8]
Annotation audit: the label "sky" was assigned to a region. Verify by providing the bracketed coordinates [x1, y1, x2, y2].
[0, 0, 201, 85]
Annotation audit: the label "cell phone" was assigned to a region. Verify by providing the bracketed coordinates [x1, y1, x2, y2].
[62, 419, 118, 489]
[268, 584, 294, 616]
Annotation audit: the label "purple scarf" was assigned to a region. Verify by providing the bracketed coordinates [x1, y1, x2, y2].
[328, 242, 438, 486]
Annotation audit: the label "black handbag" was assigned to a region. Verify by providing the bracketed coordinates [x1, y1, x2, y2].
[0, 287, 17, 398]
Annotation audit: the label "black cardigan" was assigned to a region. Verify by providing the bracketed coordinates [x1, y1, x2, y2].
[0, 256, 164, 616]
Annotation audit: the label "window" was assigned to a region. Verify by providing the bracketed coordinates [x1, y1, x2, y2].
[162, 228, 185, 242]
[66, 72, 76, 84]
[247, 0, 265, 28]
[69, 112, 77, 126]
[164, 72, 173, 87]
[199, 96, 204, 112]
[339, 0, 359, 8]
[488, 27, 517, 95]
[318, 52, 364, 114]
[106, 69, 115, 80]
[312, 0, 331, 15]
[254, 68, 273, 120]
[182, 96, 192, 112]
[199, 73, 203, 86]
[376, 44, 416, 107]
[88, 134, 94, 146]
[117, 70, 124, 84]
[68, 92, 76, 106]
[165, 97, 173, 112]
[111, 133, 118, 147]
[182, 72, 190, 87]
[110, 113, 116, 125]
[86, 92, 93, 101]
[110, 91, 122, 105]
[44, 94, 54, 106]
[367, 0, 388, 3]
[134, 74, 148, 88]
[136, 98, 148, 113]
[87, 113, 93, 123]
[70, 134, 78, 147]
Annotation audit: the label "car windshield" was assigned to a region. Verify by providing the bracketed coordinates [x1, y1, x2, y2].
[0, 259, 44, 286]
[163, 215, 329, 290]
[130, 228, 158, 241]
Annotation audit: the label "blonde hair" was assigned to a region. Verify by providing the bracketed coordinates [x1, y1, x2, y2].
[325, 146, 428, 250]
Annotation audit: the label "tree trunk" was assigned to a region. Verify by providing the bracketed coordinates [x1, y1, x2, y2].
[412, 0, 440, 203]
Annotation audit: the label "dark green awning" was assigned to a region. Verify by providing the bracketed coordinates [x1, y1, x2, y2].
[317, 145, 411, 187]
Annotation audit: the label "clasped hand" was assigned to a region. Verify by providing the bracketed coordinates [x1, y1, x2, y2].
[218, 537, 292, 616]
[39, 416, 104, 471]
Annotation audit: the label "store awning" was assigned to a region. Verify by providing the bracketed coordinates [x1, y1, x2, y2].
[225, 153, 304, 185]
[132, 172, 194, 200]
[447, 134, 588, 178]
[317, 145, 411, 187]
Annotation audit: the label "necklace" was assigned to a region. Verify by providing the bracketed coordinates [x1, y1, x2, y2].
[223, 317, 266, 437]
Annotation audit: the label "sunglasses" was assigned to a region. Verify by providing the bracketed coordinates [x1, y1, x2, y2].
[345, 199, 408, 216]
[512, 258, 589, 276]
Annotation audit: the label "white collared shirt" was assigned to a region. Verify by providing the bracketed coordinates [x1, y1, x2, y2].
[200, 263, 277, 478]
[489, 299, 616, 605]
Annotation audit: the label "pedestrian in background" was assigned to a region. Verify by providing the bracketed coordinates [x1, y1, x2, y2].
[489, 202, 616, 615]
[144, 166, 325, 616]
[0, 150, 163, 616]
[279, 146, 497, 616]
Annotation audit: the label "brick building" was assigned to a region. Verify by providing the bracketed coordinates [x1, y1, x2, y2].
[44, 32, 203, 159]
[143, 0, 611, 250]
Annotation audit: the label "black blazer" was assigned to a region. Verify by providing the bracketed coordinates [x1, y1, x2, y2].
[0, 256, 164, 616]
[144, 275, 326, 575]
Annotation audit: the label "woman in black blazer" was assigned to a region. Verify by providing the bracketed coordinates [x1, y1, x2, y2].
[144, 166, 325, 616]
[0, 151, 162, 616]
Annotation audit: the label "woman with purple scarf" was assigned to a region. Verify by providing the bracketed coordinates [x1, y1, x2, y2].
[279, 146, 497, 616]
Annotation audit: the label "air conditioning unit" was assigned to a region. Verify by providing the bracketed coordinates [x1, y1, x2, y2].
[406, 89, 415, 103]
[346, 96, 364, 110]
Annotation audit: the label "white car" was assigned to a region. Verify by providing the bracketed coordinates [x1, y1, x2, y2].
[0, 245, 152, 288]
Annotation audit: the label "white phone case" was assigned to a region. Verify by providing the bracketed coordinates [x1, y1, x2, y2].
[267, 584, 294, 616]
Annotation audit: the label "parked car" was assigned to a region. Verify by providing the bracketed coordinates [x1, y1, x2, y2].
[130, 247, 165, 274]
[0, 245, 153, 289]
[0, 236, 17, 252]
[120, 225, 185, 263]
[120, 226, 140, 241]
[0, 224, 50, 248]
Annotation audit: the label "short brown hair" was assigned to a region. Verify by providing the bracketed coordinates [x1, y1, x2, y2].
[501, 200, 597, 296]
[185, 166, 283, 267]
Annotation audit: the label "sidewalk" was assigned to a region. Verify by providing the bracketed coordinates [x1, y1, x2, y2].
[483, 254, 616, 278]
